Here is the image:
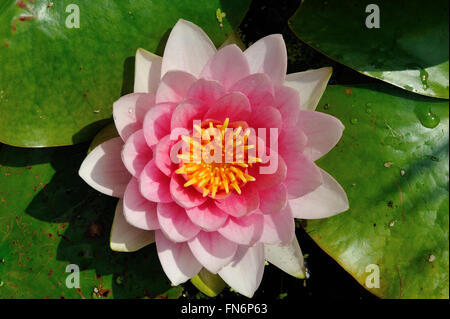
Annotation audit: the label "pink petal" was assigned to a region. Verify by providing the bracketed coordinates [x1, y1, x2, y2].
[134, 48, 162, 94]
[123, 178, 159, 230]
[248, 106, 282, 132]
[142, 102, 177, 147]
[113, 93, 155, 141]
[284, 154, 323, 199]
[170, 172, 207, 209]
[154, 135, 177, 176]
[248, 151, 287, 191]
[187, 231, 238, 274]
[230, 73, 274, 108]
[121, 129, 153, 177]
[155, 230, 202, 285]
[218, 244, 265, 298]
[203, 92, 251, 123]
[244, 34, 287, 85]
[155, 70, 197, 104]
[161, 19, 216, 78]
[298, 110, 344, 161]
[273, 85, 300, 129]
[290, 169, 349, 219]
[260, 204, 295, 245]
[258, 183, 288, 215]
[217, 213, 264, 245]
[79, 137, 131, 198]
[186, 79, 226, 106]
[139, 159, 173, 203]
[185, 201, 228, 231]
[200, 45, 250, 90]
[157, 202, 201, 242]
[171, 99, 208, 131]
[277, 125, 308, 168]
[215, 184, 260, 218]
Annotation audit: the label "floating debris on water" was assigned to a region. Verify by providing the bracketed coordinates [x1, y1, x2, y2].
[350, 117, 358, 125]
[216, 8, 226, 27]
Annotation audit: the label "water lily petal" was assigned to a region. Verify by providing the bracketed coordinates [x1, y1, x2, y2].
[260, 204, 295, 245]
[134, 48, 162, 94]
[298, 110, 344, 161]
[186, 79, 227, 106]
[113, 93, 155, 141]
[217, 213, 264, 246]
[79, 137, 130, 198]
[277, 125, 308, 164]
[215, 184, 260, 218]
[248, 151, 287, 191]
[170, 172, 207, 208]
[218, 244, 265, 298]
[203, 92, 251, 123]
[171, 99, 208, 131]
[284, 67, 332, 111]
[244, 34, 287, 85]
[265, 236, 306, 279]
[290, 169, 349, 219]
[139, 159, 173, 203]
[200, 45, 250, 90]
[258, 183, 288, 215]
[230, 73, 274, 108]
[155, 70, 197, 104]
[188, 231, 238, 274]
[273, 85, 300, 129]
[110, 199, 155, 252]
[284, 154, 323, 199]
[121, 129, 153, 177]
[248, 106, 282, 133]
[185, 200, 228, 231]
[161, 19, 216, 77]
[154, 135, 177, 176]
[142, 102, 177, 147]
[157, 202, 201, 242]
[123, 178, 159, 230]
[155, 230, 202, 285]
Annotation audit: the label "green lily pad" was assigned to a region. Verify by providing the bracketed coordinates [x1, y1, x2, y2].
[306, 84, 449, 298]
[289, 0, 449, 99]
[0, 0, 250, 147]
[0, 144, 182, 298]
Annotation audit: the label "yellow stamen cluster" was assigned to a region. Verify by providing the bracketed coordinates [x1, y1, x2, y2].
[175, 118, 261, 198]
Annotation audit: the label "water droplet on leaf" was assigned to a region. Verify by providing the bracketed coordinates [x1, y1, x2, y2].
[418, 108, 440, 128]
[419, 69, 429, 90]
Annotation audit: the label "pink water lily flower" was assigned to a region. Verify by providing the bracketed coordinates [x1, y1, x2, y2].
[79, 19, 348, 297]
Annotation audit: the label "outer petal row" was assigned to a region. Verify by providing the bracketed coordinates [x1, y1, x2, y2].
[110, 199, 155, 252]
[290, 169, 349, 219]
[79, 137, 131, 198]
[161, 19, 216, 78]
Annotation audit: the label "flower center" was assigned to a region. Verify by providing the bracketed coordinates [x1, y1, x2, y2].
[175, 118, 260, 198]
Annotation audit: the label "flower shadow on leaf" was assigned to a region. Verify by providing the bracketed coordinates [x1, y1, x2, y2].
[0, 144, 178, 298]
